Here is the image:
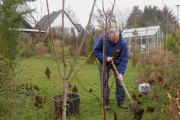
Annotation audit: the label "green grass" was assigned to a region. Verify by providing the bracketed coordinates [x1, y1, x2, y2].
[17, 57, 168, 120]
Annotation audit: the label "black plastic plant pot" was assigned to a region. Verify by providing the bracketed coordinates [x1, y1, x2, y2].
[52, 93, 81, 118]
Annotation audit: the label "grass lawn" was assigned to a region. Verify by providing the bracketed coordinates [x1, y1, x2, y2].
[17, 57, 168, 120]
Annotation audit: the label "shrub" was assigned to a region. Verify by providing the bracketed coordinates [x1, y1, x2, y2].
[162, 34, 177, 53]
[34, 41, 49, 59]
[175, 28, 180, 54]
[19, 39, 34, 58]
[50, 39, 62, 60]
[86, 37, 96, 64]
[58, 46, 70, 60]
[47, 40, 53, 52]
[130, 48, 139, 67]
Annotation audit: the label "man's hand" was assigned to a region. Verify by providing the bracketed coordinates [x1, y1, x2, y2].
[107, 57, 113, 62]
[117, 74, 123, 81]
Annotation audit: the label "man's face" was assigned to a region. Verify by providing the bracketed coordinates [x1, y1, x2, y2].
[108, 28, 119, 43]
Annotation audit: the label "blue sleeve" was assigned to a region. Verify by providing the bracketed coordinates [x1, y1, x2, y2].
[118, 39, 129, 75]
[92, 35, 107, 63]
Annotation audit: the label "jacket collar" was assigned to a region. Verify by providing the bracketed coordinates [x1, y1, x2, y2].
[107, 37, 120, 45]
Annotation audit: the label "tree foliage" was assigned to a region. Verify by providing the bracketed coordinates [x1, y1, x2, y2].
[126, 6, 142, 28]
[160, 5, 177, 34]
[126, 5, 177, 34]
[175, 28, 180, 54]
[0, 0, 36, 64]
[142, 5, 161, 26]
[0, 0, 36, 119]
[162, 34, 177, 53]
[0, 3, 20, 63]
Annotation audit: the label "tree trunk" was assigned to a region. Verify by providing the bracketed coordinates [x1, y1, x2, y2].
[61, 0, 68, 119]
[102, 25, 107, 120]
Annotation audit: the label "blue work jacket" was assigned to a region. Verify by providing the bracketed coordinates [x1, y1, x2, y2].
[92, 32, 129, 75]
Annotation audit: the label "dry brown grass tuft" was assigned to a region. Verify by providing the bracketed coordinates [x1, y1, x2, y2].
[167, 83, 180, 120]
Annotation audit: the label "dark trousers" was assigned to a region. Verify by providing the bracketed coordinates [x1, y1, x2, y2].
[98, 63, 125, 105]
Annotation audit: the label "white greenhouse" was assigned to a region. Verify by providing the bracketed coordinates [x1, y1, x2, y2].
[122, 26, 164, 53]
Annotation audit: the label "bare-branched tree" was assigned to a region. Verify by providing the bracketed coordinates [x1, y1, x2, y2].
[65, 5, 80, 24]
[114, 7, 130, 30]
[92, 7, 117, 30]
[45, 0, 97, 119]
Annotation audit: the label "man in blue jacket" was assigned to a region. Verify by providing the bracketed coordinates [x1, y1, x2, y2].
[92, 27, 129, 110]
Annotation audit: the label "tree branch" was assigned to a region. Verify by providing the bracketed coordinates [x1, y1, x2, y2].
[69, 63, 101, 102]
[67, 0, 97, 79]
[45, 0, 64, 78]
[69, 35, 101, 84]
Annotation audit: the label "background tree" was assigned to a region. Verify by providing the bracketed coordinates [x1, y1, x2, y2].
[107, 8, 117, 28]
[25, 0, 47, 44]
[141, 5, 162, 26]
[0, 0, 35, 65]
[65, 5, 80, 24]
[126, 5, 177, 34]
[126, 6, 142, 28]
[92, 9, 105, 30]
[160, 5, 177, 34]
[92, 8, 117, 30]
[25, 0, 45, 28]
[114, 7, 130, 30]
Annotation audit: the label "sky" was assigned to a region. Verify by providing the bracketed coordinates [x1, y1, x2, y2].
[28, 0, 180, 28]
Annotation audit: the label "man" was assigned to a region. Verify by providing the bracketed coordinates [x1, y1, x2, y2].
[92, 27, 129, 110]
